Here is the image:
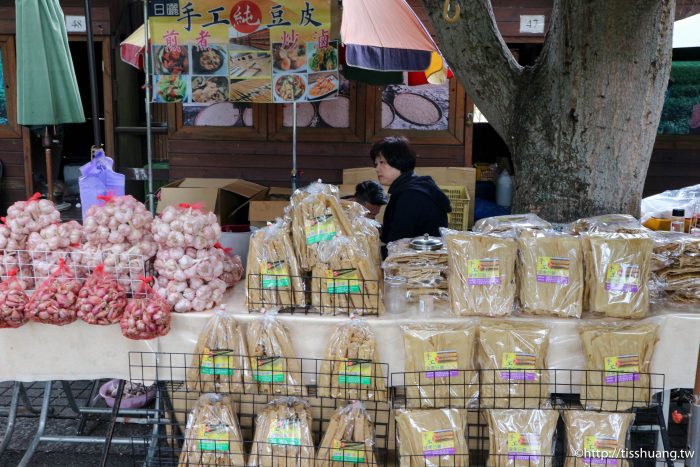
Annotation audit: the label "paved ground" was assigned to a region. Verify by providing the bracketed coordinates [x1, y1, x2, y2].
[0, 380, 152, 467]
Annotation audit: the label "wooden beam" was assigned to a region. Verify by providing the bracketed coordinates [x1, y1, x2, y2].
[22, 126, 32, 197]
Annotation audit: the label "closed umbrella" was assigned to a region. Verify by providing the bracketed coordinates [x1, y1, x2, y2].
[120, 24, 148, 71]
[341, 0, 448, 83]
[16, 0, 85, 199]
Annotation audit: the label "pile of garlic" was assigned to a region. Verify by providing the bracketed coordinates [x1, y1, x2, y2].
[152, 204, 226, 312]
[78, 195, 157, 290]
[0, 194, 63, 289]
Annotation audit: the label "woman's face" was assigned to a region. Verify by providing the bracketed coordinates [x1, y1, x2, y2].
[374, 154, 402, 186]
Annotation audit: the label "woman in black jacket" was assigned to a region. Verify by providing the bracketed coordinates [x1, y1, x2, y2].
[370, 136, 451, 253]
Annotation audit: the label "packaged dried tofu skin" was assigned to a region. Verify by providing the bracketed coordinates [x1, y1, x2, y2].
[486, 409, 559, 467]
[401, 324, 478, 409]
[580, 323, 659, 411]
[563, 410, 634, 467]
[442, 229, 517, 316]
[342, 200, 383, 268]
[178, 394, 246, 467]
[395, 409, 469, 467]
[568, 214, 647, 235]
[248, 397, 314, 467]
[247, 314, 305, 396]
[312, 235, 382, 315]
[383, 238, 449, 302]
[651, 232, 700, 303]
[478, 321, 550, 409]
[186, 310, 253, 393]
[517, 230, 584, 318]
[316, 401, 377, 467]
[473, 213, 553, 234]
[291, 182, 354, 270]
[246, 220, 306, 310]
[584, 233, 653, 318]
[318, 320, 388, 401]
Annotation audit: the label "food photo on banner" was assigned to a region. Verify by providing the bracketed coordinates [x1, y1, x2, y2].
[148, 0, 339, 108]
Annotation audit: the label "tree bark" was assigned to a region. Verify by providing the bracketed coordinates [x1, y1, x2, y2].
[421, 0, 675, 222]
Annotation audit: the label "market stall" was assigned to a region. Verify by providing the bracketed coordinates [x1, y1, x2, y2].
[2, 181, 700, 465]
[0, 286, 698, 390]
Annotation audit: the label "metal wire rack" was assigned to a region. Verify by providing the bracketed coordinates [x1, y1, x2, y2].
[0, 249, 150, 296]
[129, 352, 390, 403]
[126, 388, 390, 466]
[246, 273, 381, 316]
[393, 407, 677, 467]
[127, 351, 391, 466]
[391, 369, 666, 412]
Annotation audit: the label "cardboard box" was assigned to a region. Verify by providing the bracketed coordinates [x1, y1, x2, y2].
[248, 187, 292, 227]
[342, 167, 477, 227]
[475, 162, 497, 182]
[157, 178, 266, 226]
[337, 184, 357, 198]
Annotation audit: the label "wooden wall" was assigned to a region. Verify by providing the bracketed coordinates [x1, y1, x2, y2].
[167, 0, 560, 188]
[169, 139, 470, 187]
[644, 136, 700, 197]
[0, 135, 26, 212]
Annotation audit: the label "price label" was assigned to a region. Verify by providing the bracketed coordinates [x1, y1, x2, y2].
[519, 15, 545, 34]
[65, 15, 86, 33]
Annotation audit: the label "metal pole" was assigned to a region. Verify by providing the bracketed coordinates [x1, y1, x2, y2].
[83, 0, 101, 148]
[291, 102, 297, 191]
[144, 0, 155, 214]
[688, 347, 700, 467]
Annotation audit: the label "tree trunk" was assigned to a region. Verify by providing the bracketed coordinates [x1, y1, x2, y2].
[421, 0, 675, 222]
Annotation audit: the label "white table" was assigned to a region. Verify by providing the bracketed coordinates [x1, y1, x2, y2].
[1, 284, 698, 389]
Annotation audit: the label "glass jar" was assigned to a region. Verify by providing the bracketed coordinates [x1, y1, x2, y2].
[384, 276, 407, 314]
[670, 208, 686, 233]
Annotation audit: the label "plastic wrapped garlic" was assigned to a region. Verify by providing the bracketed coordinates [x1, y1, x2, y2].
[152, 203, 221, 249]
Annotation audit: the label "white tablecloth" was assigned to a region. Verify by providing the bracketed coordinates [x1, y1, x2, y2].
[1, 284, 698, 391]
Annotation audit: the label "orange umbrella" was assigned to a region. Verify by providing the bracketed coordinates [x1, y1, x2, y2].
[341, 0, 448, 83]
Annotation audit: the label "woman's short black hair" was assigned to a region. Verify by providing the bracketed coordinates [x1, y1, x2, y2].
[370, 136, 417, 173]
[354, 180, 388, 206]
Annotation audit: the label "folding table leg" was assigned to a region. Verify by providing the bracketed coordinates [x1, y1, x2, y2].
[145, 382, 163, 464]
[98, 379, 125, 467]
[0, 382, 21, 458]
[18, 383, 41, 415]
[17, 380, 52, 467]
[60, 380, 81, 415]
[77, 380, 100, 435]
[655, 404, 674, 467]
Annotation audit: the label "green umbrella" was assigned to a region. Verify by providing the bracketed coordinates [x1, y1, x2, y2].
[16, 0, 84, 124]
[16, 0, 85, 199]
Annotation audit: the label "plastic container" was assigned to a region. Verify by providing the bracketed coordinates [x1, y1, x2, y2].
[496, 170, 513, 207]
[99, 379, 156, 409]
[384, 276, 407, 314]
[670, 208, 686, 233]
[418, 294, 434, 315]
[220, 225, 252, 269]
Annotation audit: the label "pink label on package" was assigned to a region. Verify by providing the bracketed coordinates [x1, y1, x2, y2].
[536, 275, 569, 284]
[605, 373, 640, 384]
[508, 454, 541, 461]
[584, 459, 618, 465]
[468, 277, 501, 286]
[424, 448, 456, 457]
[425, 370, 460, 379]
[500, 371, 536, 381]
[605, 283, 639, 293]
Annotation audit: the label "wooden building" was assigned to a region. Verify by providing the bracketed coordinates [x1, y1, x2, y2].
[0, 0, 697, 212]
